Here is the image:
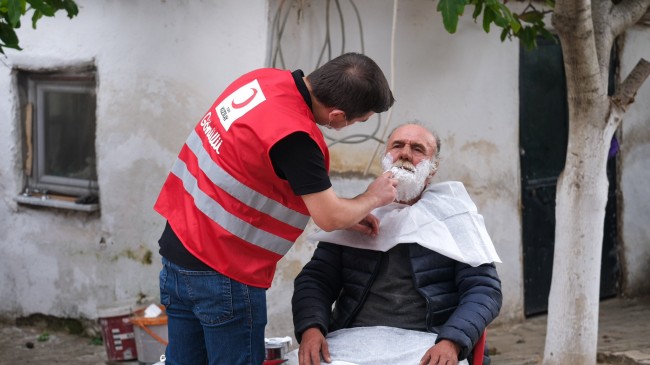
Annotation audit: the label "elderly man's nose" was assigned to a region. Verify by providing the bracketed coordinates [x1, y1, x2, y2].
[398, 146, 412, 159]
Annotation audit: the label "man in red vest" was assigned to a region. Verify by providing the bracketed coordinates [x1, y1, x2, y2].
[154, 52, 396, 365]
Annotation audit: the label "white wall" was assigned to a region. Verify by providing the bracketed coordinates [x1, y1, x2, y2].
[265, 1, 523, 340]
[0, 0, 269, 319]
[620, 26, 650, 296]
[0, 0, 648, 347]
[266, 0, 650, 338]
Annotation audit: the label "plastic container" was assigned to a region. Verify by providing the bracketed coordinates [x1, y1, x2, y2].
[130, 304, 168, 365]
[97, 302, 139, 362]
[265, 337, 292, 360]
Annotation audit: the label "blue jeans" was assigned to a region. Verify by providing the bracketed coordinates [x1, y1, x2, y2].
[159, 257, 267, 365]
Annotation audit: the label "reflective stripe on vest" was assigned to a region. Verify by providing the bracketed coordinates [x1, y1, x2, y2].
[186, 130, 310, 229]
[170, 130, 311, 256]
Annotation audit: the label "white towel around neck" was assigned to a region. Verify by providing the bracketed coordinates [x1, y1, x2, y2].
[307, 181, 501, 267]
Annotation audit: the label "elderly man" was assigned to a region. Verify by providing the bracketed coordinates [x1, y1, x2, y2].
[290, 123, 502, 365]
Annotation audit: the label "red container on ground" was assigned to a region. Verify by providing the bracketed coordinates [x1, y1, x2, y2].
[97, 303, 138, 361]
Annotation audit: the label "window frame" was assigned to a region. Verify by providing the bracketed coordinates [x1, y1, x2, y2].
[18, 69, 100, 211]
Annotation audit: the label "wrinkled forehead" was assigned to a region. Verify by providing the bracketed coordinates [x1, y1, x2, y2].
[388, 125, 437, 153]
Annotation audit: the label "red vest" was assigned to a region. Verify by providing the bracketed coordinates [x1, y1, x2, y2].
[154, 69, 329, 288]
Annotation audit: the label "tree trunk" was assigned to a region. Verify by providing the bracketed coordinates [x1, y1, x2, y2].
[543, 125, 611, 365]
[543, 1, 650, 363]
[543, 1, 611, 364]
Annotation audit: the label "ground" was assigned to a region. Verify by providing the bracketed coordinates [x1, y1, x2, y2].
[1, 296, 649, 365]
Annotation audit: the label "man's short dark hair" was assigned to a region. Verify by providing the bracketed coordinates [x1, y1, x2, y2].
[307, 52, 395, 120]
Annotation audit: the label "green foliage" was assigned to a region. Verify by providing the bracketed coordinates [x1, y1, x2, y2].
[436, 0, 555, 49]
[0, 0, 78, 54]
[37, 331, 50, 342]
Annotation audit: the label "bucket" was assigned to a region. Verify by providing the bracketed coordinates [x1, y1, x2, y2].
[97, 302, 139, 362]
[265, 337, 292, 360]
[130, 305, 168, 365]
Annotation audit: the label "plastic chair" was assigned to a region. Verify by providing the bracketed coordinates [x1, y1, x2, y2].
[262, 360, 287, 365]
[471, 330, 487, 365]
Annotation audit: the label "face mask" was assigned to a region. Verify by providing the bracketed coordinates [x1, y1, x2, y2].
[381, 153, 434, 203]
[325, 120, 348, 131]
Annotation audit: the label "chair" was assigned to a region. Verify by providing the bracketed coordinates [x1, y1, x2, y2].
[471, 330, 487, 365]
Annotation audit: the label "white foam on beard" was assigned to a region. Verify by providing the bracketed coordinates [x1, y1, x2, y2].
[381, 153, 432, 203]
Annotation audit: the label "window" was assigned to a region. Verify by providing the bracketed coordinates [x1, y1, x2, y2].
[17, 69, 99, 211]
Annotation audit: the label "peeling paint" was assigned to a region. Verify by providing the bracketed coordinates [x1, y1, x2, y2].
[459, 140, 499, 156]
[114, 245, 153, 265]
[328, 148, 381, 175]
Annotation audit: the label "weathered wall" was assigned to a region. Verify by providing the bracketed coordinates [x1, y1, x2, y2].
[265, 1, 523, 342]
[619, 26, 650, 296]
[0, 0, 648, 348]
[0, 0, 269, 320]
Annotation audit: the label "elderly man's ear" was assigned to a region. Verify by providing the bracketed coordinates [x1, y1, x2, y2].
[429, 160, 439, 177]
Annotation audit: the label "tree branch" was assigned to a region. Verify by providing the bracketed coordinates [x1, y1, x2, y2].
[639, 8, 650, 26]
[610, 0, 650, 37]
[611, 58, 650, 110]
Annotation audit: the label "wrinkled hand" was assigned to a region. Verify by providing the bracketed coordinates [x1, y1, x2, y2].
[419, 339, 460, 365]
[299, 327, 330, 365]
[346, 213, 380, 237]
[365, 170, 398, 207]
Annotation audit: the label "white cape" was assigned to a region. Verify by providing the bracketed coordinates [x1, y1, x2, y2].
[285, 326, 470, 365]
[307, 181, 501, 267]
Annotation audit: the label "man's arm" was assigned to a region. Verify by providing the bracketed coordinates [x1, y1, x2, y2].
[301, 172, 396, 233]
[437, 262, 502, 360]
[299, 327, 331, 365]
[419, 339, 461, 365]
[292, 243, 345, 364]
[292, 242, 344, 342]
[270, 132, 396, 234]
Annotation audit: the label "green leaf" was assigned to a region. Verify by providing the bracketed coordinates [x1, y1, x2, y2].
[27, 0, 54, 16]
[539, 27, 556, 42]
[518, 11, 544, 24]
[495, 2, 520, 33]
[519, 26, 537, 50]
[0, 20, 19, 46]
[437, 0, 468, 34]
[488, 2, 508, 28]
[500, 27, 509, 42]
[482, 6, 495, 33]
[61, 0, 77, 18]
[7, 0, 24, 27]
[492, 14, 508, 28]
[0, 0, 75, 52]
[471, 0, 483, 20]
[30, 8, 42, 28]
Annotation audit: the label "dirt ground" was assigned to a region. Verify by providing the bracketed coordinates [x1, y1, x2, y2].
[1, 296, 648, 365]
[487, 296, 650, 365]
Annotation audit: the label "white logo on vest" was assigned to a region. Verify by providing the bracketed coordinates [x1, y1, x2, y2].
[216, 79, 267, 131]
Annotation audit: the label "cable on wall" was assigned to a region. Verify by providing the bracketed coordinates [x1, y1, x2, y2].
[363, 0, 398, 176]
[269, 0, 396, 171]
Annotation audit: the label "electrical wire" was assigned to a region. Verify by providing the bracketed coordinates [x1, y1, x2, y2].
[270, 0, 293, 69]
[269, 0, 391, 168]
[348, 0, 365, 53]
[325, 114, 383, 146]
[363, 0, 398, 176]
[334, 0, 345, 55]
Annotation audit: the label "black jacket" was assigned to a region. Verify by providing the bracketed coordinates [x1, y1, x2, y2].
[292, 242, 502, 364]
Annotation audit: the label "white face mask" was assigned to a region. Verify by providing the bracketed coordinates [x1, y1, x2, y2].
[325, 120, 348, 131]
[381, 153, 434, 203]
